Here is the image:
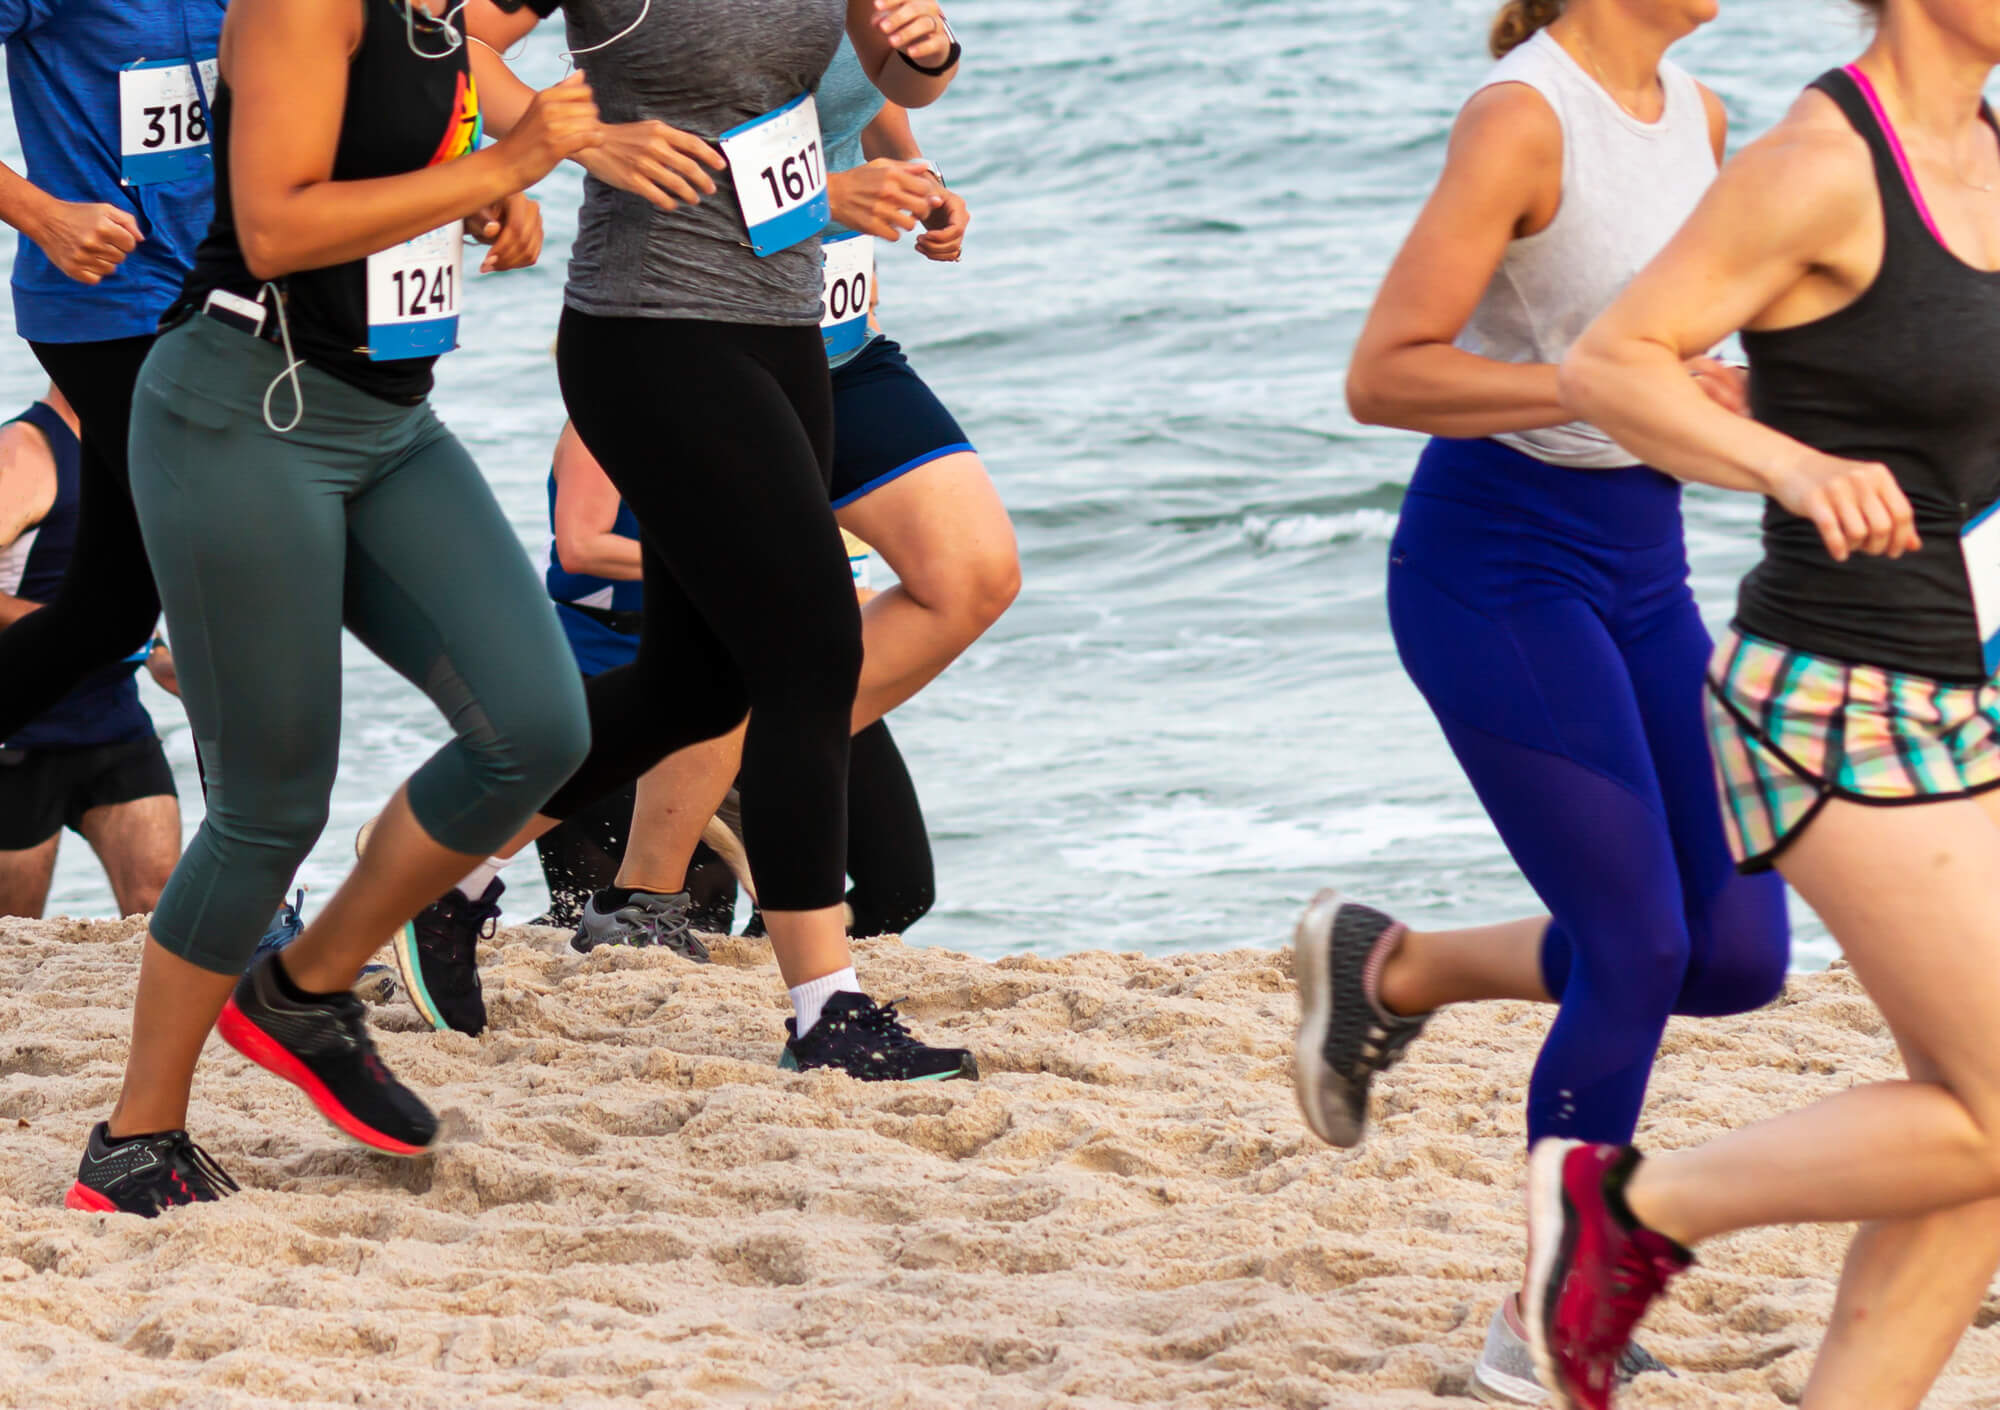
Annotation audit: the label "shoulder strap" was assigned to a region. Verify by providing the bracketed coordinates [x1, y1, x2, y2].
[1811, 66, 1944, 249]
[7, 401, 78, 479]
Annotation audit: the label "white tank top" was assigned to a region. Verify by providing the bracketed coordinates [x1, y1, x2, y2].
[1454, 29, 1717, 468]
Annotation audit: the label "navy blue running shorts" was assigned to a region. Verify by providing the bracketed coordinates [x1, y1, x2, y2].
[829, 337, 973, 509]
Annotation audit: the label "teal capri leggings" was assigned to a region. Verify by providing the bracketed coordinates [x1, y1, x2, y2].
[128, 315, 590, 975]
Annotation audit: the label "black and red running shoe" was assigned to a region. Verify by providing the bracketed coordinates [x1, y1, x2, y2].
[66, 1122, 239, 1217]
[217, 954, 438, 1155]
[1524, 1140, 1693, 1410]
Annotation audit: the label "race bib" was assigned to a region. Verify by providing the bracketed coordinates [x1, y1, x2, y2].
[843, 529, 874, 590]
[819, 231, 874, 360]
[719, 92, 828, 258]
[1964, 504, 2000, 675]
[364, 224, 461, 361]
[119, 58, 220, 186]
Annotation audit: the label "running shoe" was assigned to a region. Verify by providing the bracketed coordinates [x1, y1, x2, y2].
[1471, 1295, 1672, 1405]
[1524, 1141, 1692, 1410]
[216, 953, 438, 1155]
[251, 887, 398, 1005]
[569, 888, 711, 962]
[394, 879, 502, 1036]
[779, 992, 978, 1082]
[65, 1122, 240, 1217]
[253, 888, 308, 959]
[1292, 888, 1429, 1147]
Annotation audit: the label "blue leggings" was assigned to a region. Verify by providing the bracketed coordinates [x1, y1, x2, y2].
[1387, 437, 1790, 1144]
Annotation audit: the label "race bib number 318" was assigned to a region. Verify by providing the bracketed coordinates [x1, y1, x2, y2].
[120, 58, 220, 186]
[719, 91, 829, 258]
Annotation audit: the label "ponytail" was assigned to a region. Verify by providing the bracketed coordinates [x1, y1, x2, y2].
[1489, 0, 1564, 58]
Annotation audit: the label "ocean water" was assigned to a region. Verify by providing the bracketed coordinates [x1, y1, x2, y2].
[0, 0, 1869, 963]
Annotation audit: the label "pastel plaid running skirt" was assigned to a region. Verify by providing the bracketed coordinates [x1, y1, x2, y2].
[1705, 627, 2000, 871]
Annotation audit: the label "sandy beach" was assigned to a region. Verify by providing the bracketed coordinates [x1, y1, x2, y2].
[1, 916, 1995, 1409]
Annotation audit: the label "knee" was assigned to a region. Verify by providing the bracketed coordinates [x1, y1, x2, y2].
[466, 669, 593, 807]
[514, 677, 594, 802]
[208, 787, 330, 868]
[955, 541, 1021, 634]
[1680, 885, 1792, 1016]
[906, 541, 1022, 638]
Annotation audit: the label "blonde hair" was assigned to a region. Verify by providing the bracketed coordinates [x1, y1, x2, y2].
[1490, 0, 1564, 57]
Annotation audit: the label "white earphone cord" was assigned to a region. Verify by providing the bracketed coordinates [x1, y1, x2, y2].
[259, 284, 306, 435]
[562, 0, 651, 68]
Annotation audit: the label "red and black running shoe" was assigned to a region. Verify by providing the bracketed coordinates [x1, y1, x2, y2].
[1524, 1140, 1693, 1410]
[217, 954, 439, 1155]
[66, 1122, 239, 1217]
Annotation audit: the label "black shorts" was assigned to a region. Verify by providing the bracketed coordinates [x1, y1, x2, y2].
[0, 735, 177, 850]
[829, 337, 973, 509]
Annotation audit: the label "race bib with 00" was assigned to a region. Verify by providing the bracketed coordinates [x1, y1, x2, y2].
[365, 224, 462, 361]
[719, 91, 828, 258]
[820, 231, 874, 361]
[119, 58, 221, 186]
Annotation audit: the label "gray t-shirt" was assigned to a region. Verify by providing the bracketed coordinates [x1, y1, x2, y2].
[552, 0, 845, 325]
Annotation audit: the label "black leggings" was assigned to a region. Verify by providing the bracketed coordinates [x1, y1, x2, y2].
[549, 312, 859, 912]
[2, 337, 163, 739]
[536, 718, 936, 936]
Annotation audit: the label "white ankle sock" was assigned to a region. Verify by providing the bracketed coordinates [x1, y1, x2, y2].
[789, 966, 861, 1038]
[455, 856, 511, 900]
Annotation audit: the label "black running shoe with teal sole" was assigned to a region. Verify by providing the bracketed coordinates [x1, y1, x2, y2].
[218, 954, 438, 1155]
[780, 992, 978, 1082]
[394, 879, 501, 1036]
[1292, 888, 1429, 1148]
[66, 1122, 240, 1217]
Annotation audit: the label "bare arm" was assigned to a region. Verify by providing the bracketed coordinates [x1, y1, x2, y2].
[1561, 105, 1917, 561]
[1698, 82, 1728, 166]
[551, 424, 643, 581]
[1346, 84, 1568, 436]
[847, 0, 957, 109]
[0, 417, 59, 627]
[222, 0, 602, 279]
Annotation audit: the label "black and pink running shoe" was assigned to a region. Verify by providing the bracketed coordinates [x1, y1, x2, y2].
[1524, 1140, 1693, 1410]
[217, 954, 438, 1155]
[67, 1123, 239, 1217]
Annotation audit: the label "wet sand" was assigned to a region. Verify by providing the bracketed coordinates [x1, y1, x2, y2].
[1, 915, 1995, 1408]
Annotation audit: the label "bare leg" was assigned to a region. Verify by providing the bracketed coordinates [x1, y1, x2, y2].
[1795, 1045, 2000, 1410]
[77, 793, 182, 916]
[837, 452, 1020, 731]
[1376, 915, 1553, 1014]
[0, 835, 59, 919]
[107, 937, 237, 1136]
[1623, 796, 2000, 1249]
[613, 726, 743, 894]
[765, 905, 853, 987]
[280, 787, 484, 993]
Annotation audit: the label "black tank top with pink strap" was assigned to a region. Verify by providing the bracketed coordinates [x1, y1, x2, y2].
[1735, 66, 2000, 683]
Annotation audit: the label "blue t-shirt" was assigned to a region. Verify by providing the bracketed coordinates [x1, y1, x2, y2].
[1, 0, 224, 342]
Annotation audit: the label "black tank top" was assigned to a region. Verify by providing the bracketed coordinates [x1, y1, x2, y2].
[1735, 68, 2000, 683]
[169, 0, 483, 404]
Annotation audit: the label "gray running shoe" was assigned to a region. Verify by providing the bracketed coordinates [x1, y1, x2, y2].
[1292, 887, 1428, 1148]
[1471, 1295, 1671, 1405]
[569, 889, 711, 962]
